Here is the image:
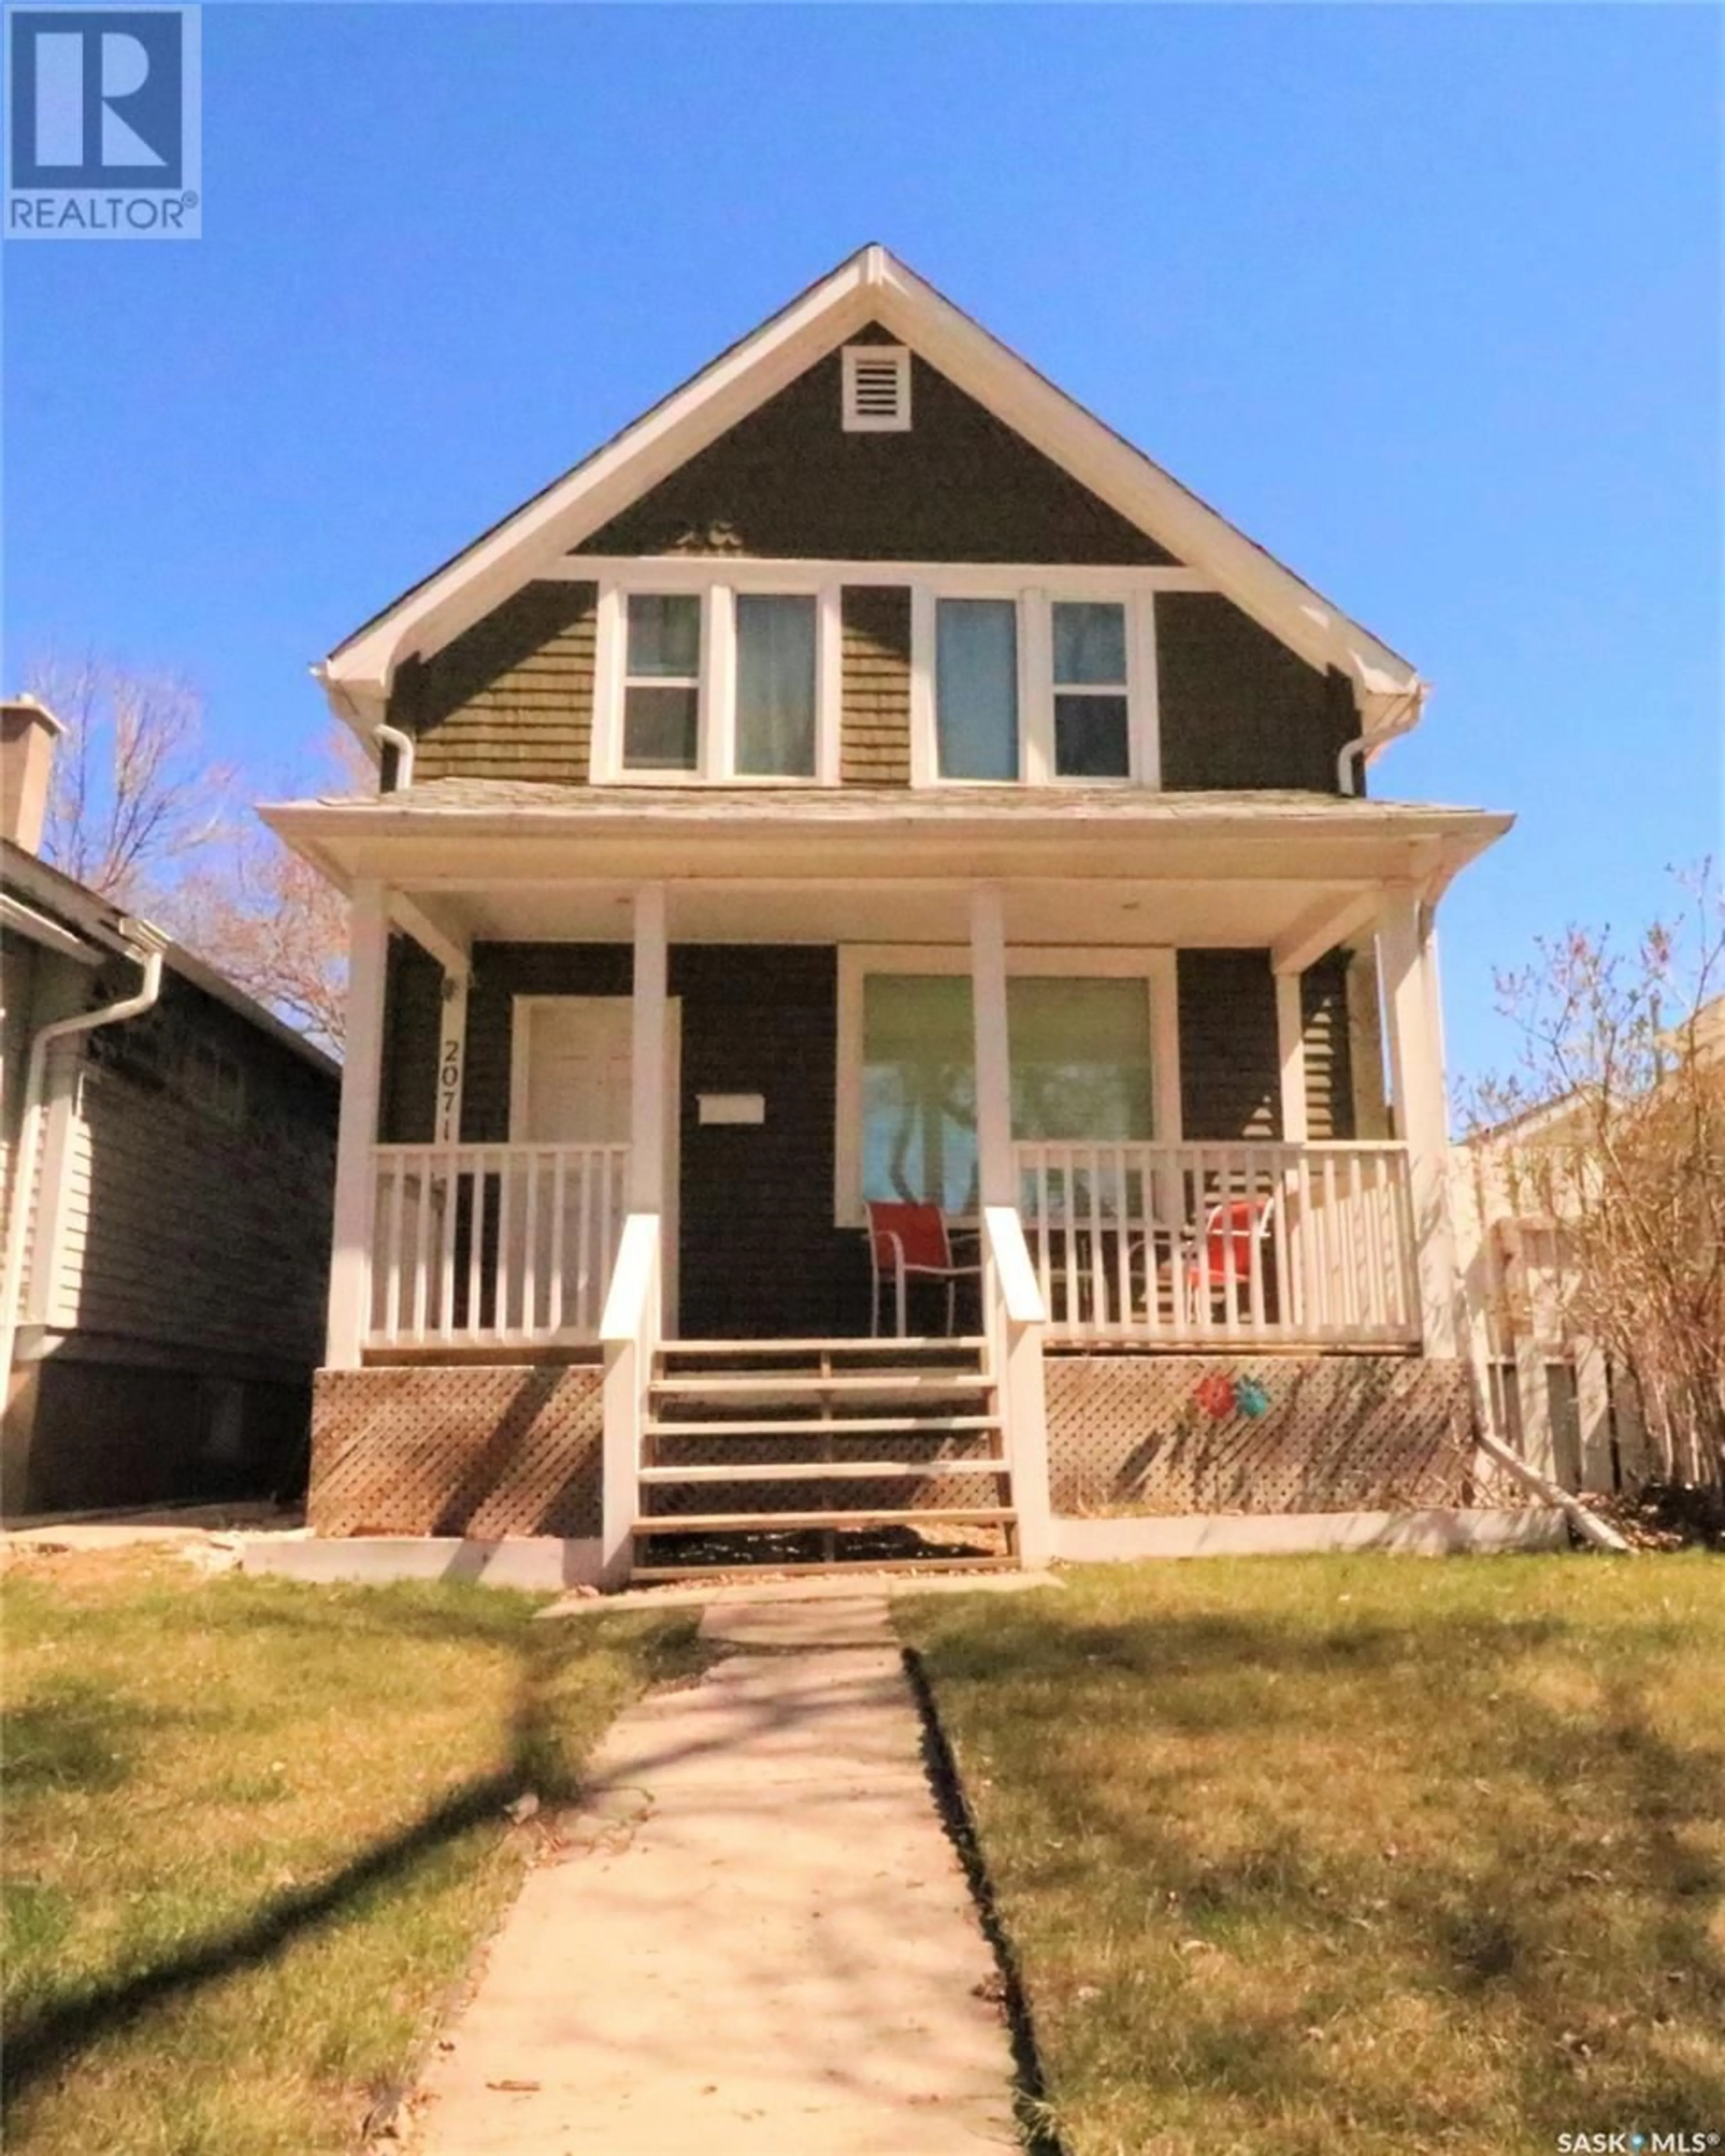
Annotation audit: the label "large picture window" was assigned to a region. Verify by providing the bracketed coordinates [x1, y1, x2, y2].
[850, 963, 1157, 1217]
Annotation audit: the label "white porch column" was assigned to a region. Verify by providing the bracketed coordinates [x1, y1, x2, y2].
[969, 885, 1053, 1567]
[326, 880, 389, 1369]
[1274, 970, 1309, 1143]
[1378, 888, 1461, 1357]
[969, 884, 1013, 1206]
[628, 881, 669, 1215]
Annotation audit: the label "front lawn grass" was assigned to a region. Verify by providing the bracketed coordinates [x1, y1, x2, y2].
[1, 1548, 700, 2156]
[900, 1555, 1725, 2156]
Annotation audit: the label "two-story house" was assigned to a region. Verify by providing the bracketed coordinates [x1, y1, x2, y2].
[265, 246, 1513, 1584]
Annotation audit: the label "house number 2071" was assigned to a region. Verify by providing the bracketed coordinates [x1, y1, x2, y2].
[438, 1036, 462, 1142]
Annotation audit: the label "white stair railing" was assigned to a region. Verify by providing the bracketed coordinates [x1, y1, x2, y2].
[982, 1205, 1051, 1567]
[599, 1212, 661, 1586]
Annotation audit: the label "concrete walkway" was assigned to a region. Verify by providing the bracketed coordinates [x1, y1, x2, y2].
[407, 1596, 1019, 2155]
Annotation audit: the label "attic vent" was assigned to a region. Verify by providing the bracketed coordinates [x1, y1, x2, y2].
[842, 345, 911, 433]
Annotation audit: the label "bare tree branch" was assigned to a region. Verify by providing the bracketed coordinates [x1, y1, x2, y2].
[1464, 863, 1725, 1491]
[27, 654, 234, 905]
[22, 653, 355, 1056]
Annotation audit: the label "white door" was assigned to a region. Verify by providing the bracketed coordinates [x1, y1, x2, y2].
[511, 997, 681, 1332]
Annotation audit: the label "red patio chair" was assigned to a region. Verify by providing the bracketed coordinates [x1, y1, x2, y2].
[1185, 1194, 1277, 1325]
[866, 1201, 981, 1338]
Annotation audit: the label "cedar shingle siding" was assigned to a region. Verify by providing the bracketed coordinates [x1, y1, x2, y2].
[380, 354, 1358, 798]
[394, 581, 597, 783]
[1300, 951, 1357, 1141]
[1177, 950, 1282, 1140]
[574, 335, 1179, 566]
[1157, 593, 1356, 794]
[840, 586, 912, 784]
[1172, 948, 1362, 1142]
[380, 936, 444, 1144]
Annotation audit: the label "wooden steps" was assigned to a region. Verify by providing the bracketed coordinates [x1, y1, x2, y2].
[630, 1553, 1018, 1584]
[632, 1507, 1017, 1535]
[645, 1413, 1000, 1439]
[651, 1371, 994, 1397]
[660, 1337, 988, 1356]
[632, 1334, 1017, 1577]
[639, 1459, 1007, 1486]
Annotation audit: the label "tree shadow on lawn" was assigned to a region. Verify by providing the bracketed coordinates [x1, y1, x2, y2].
[3, 1679, 169, 1799]
[915, 1600, 1725, 2142]
[0, 1608, 678, 2110]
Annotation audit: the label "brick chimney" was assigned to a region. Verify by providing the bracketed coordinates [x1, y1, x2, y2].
[1, 696, 64, 855]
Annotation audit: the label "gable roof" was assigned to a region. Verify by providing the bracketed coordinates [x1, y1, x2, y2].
[320, 244, 1422, 744]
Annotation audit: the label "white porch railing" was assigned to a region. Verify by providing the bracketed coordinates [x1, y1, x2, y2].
[368, 1143, 629, 1347]
[1014, 1140, 1420, 1346]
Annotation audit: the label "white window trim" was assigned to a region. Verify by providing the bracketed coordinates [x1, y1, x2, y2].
[591, 574, 840, 786]
[841, 344, 912, 433]
[910, 583, 1162, 790]
[832, 942, 1180, 1227]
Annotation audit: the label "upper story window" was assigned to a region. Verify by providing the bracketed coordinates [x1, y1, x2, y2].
[623, 594, 702, 770]
[588, 563, 1161, 789]
[736, 593, 818, 776]
[936, 598, 1019, 781]
[1052, 601, 1130, 778]
[594, 577, 840, 785]
[916, 584, 1155, 786]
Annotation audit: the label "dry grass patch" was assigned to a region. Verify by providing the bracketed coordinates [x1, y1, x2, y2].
[899, 1553, 1725, 2156]
[1, 1547, 700, 2156]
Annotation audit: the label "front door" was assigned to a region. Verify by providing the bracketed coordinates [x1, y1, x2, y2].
[510, 996, 682, 1332]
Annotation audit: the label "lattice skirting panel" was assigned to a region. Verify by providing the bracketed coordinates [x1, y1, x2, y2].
[1045, 1354, 1509, 1515]
[310, 1367, 603, 1537]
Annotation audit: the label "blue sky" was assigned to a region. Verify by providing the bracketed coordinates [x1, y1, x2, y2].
[4, 3, 1719, 1084]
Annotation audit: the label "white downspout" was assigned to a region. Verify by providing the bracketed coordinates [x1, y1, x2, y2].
[373, 723, 415, 791]
[0, 923, 168, 1427]
[1338, 685, 1425, 796]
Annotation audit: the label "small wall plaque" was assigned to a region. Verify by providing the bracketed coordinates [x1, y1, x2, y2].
[698, 1092, 765, 1126]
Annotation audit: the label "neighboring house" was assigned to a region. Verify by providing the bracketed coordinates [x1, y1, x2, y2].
[0, 698, 340, 1516]
[1453, 996, 1725, 1493]
[264, 245, 1514, 1584]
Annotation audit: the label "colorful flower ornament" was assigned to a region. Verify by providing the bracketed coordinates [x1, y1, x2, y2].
[1235, 1376, 1272, 1419]
[1195, 1372, 1238, 1420]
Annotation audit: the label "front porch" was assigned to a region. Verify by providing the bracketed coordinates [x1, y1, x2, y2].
[279, 786, 1488, 1579]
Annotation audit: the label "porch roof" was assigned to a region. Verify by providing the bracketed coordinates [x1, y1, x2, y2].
[261, 782, 1510, 958]
[265, 779, 1508, 857]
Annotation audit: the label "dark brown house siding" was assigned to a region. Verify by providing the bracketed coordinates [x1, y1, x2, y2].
[574, 331, 1179, 566]
[1300, 951, 1357, 1141]
[429, 942, 858, 1339]
[1177, 950, 1281, 1140]
[380, 936, 443, 1145]
[840, 586, 912, 784]
[1345, 947, 1391, 1138]
[393, 581, 597, 783]
[1157, 593, 1357, 794]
